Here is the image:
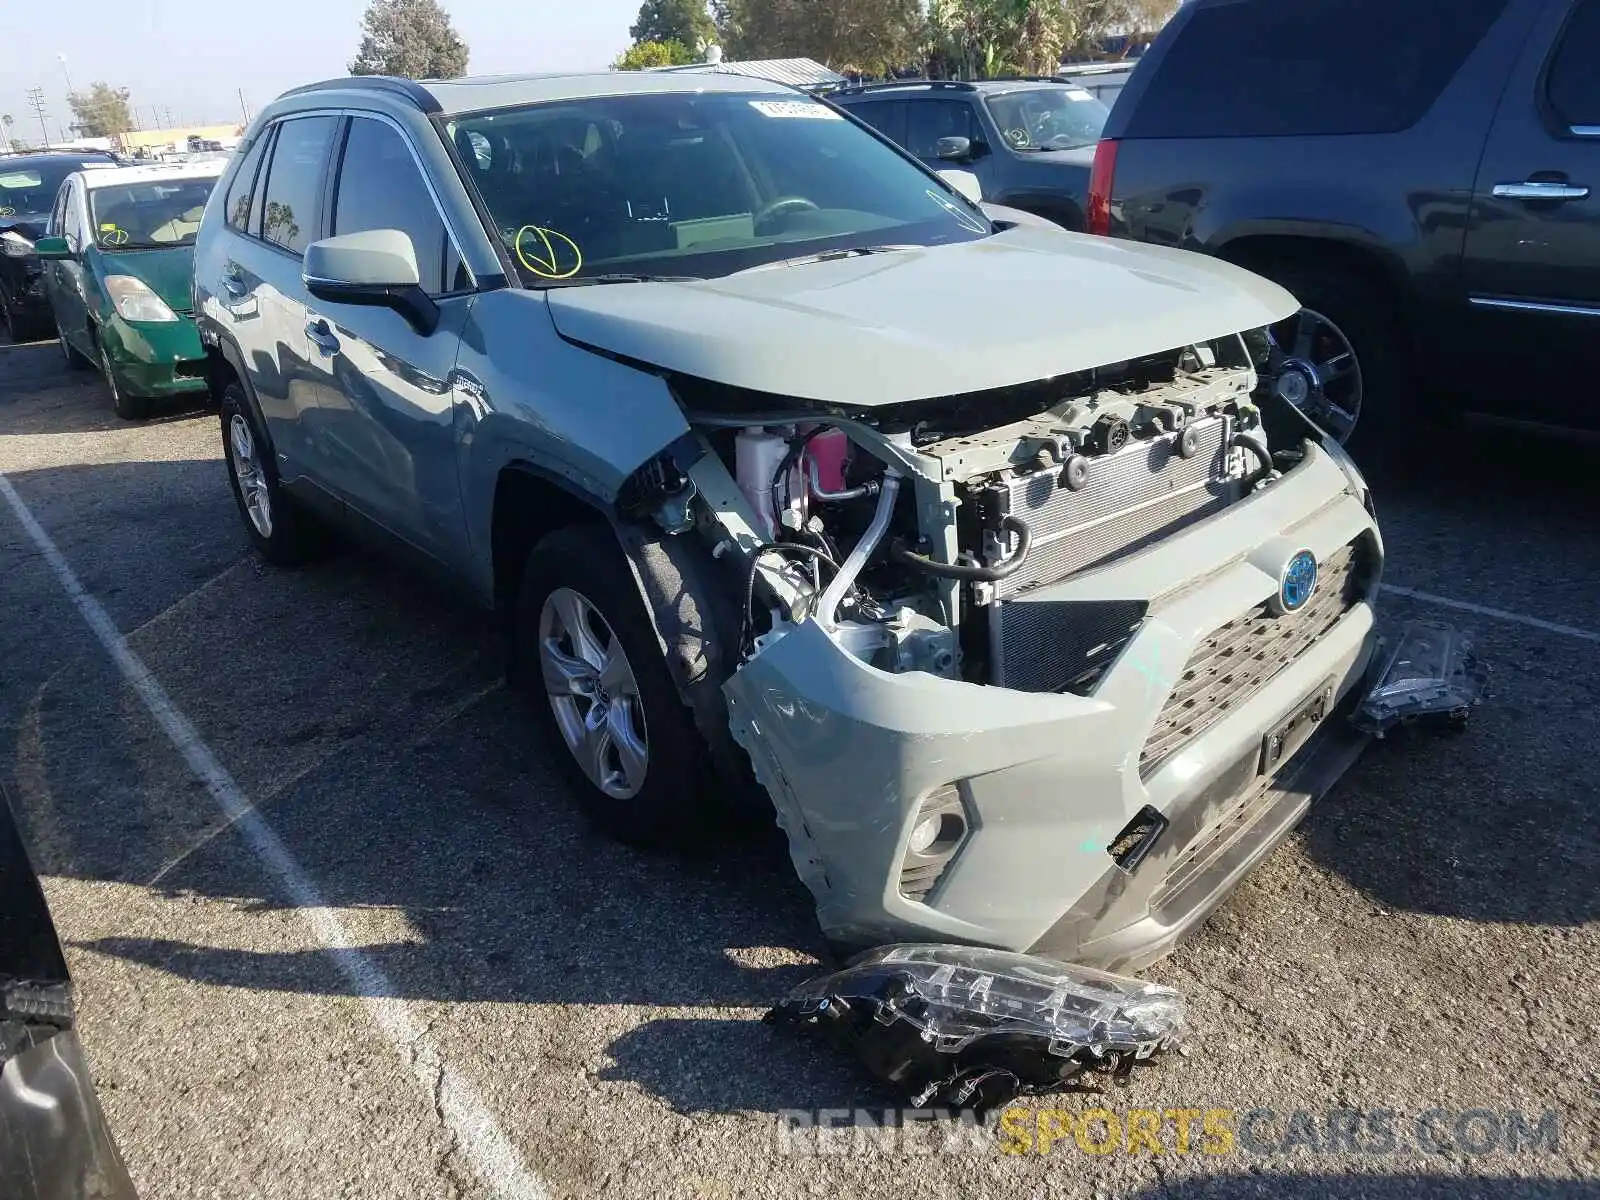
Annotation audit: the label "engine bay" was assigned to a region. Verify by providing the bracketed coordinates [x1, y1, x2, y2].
[636, 332, 1277, 691]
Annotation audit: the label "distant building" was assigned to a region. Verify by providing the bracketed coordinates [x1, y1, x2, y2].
[119, 124, 243, 158]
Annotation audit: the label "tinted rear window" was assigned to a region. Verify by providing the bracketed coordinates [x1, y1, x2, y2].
[1547, 0, 1600, 128]
[1124, 0, 1510, 138]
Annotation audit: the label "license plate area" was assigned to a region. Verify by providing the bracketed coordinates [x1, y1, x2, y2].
[1261, 677, 1336, 774]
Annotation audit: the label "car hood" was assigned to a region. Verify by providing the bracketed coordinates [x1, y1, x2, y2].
[102, 247, 196, 314]
[544, 226, 1297, 407]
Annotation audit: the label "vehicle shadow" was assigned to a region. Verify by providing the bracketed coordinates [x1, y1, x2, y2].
[0, 339, 213, 433]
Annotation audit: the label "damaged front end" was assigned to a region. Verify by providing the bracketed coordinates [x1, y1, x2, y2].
[620, 327, 1383, 969]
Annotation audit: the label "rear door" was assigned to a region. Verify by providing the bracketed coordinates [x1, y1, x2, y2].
[215, 115, 340, 476]
[1461, 0, 1600, 429]
[840, 97, 906, 147]
[299, 113, 474, 568]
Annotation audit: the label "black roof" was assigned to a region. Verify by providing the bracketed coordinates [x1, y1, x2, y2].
[278, 75, 442, 114]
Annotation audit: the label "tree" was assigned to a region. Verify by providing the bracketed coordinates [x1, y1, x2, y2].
[614, 39, 698, 70]
[66, 83, 133, 139]
[629, 0, 716, 50]
[349, 0, 469, 79]
[718, 0, 924, 75]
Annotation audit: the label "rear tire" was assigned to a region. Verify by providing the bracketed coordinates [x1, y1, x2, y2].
[1253, 263, 1413, 462]
[220, 380, 323, 566]
[515, 523, 720, 850]
[101, 344, 152, 420]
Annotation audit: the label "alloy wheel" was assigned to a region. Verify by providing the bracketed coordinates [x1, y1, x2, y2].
[538, 587, 649, 800]
[227, 413, 274, 538]
[1268, 307, 1363, 443]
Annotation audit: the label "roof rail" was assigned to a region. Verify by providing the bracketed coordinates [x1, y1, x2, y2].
[278, 75, 441, 114]
[826, 78, 978, 98]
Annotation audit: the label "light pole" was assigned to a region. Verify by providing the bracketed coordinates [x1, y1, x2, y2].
[57, 53, 75, 97]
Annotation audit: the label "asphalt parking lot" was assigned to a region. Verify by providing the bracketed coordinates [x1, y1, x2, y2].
[1, 333, 1596, 1200]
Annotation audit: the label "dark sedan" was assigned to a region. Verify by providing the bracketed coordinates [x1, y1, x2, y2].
[0, 150, 120, 341]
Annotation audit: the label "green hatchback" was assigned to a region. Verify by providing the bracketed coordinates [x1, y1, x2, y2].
[37, 160, 226, 419]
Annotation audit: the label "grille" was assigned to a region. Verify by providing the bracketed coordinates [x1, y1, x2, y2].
[989, 598, 1147, 694]
[976, 416, 1236, 602]
[1139, 539, 1366, 778]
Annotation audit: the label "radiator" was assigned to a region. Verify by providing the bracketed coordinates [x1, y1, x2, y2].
[972, 416, 1237, 604]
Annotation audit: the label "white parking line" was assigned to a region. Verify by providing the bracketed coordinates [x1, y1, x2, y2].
[0, 471, 550, 1200]
[1380, 583, 1600, 645]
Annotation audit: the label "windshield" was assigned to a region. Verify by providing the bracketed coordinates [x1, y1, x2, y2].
[88, 176, 219, 250]
[447, 91, 991, 286]
[0, 161, 79, 223]
[984, 87, 1110, 151]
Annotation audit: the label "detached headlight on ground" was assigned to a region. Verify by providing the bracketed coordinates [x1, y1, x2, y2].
[765, 944, 1187, 1110]
[0, 230, 34, 258]
[105, 275, 178, 323]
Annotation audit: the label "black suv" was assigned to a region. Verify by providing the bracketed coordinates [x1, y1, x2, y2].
[1093, 0, 1599, 451]
[830, 78, 1112, 230]
[0, 150, 120, 341]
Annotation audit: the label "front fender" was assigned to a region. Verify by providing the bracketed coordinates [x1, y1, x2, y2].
[454, 288, 692, 591]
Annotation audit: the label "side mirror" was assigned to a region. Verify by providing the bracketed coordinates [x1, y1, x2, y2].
[933, 135, 973, 163]
[303, 229, 438, 336]
[937, 169, 984, 204]
[33, 236, 72, 260]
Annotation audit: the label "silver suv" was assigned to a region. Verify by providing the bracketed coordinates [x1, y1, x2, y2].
[193, 70, 1384, 970]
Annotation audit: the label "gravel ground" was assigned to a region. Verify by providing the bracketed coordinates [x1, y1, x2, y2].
[1, 334, 1595, 1200]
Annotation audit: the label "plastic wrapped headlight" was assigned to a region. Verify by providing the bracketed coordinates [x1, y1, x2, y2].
[105, 274, 178, 323]
[765, 944, 1187, 1110]
[0, 230, 35, 258]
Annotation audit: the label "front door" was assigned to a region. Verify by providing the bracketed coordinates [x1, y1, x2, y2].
[1460, 0, 1600, 430]
[905, 98, 1000, 198]
[45, 179, 91, 355]
[300, 114, 472, 569]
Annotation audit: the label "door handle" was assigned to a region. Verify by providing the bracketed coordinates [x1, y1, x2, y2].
[220, 264, 247, 297]
[1492, 180, 1590, 201]
[305, 318, 341, 356]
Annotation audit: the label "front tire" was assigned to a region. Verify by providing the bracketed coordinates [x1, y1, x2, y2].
[101, 344, 151, 420]
[220, 380, 322, 566]
[515, 524, 718, 849]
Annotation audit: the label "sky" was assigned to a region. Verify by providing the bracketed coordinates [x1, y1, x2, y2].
[0, 0, 644, 140]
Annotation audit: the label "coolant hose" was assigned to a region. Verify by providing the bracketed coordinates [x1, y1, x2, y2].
[1232, 432, 1276, 488]
[816, 470, 902, 629]
[889, 515, 1033, 582]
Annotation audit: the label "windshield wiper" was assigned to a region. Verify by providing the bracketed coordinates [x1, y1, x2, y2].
[534, 272, 699, 288]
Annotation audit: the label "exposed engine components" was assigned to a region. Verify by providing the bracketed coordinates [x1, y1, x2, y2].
[1088, 412, 1130, 456]
[1058, 452, 1090, 491]
[704, 337, 1272, 687]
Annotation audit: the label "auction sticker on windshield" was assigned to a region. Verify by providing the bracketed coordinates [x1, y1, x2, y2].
[749, 100, 841, 119]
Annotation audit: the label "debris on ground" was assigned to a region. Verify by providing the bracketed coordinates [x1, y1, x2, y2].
[1352, 620, 1487, 738]
[764, 944, 1187, 1111]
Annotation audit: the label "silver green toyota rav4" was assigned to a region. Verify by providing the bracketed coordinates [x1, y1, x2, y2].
[193, 70, 1382, 971]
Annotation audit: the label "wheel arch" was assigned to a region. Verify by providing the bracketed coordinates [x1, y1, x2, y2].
[493, 460, 755, 800]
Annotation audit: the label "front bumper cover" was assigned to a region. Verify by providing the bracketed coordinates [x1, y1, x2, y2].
[725, 442, 1381, 967]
